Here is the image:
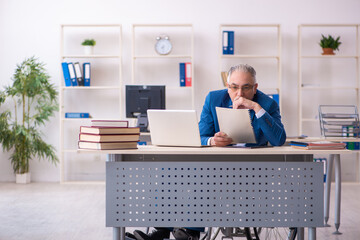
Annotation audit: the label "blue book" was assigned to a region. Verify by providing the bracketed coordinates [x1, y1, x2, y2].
[228, 31, 234, 55]
[65, 112, 90, 118]
[83, 62, 91, 86]
[67, 62, 78, 86]
[222, 31, 229, 54]
[61, 62, 71, 87]
[179, 63, 185, 87]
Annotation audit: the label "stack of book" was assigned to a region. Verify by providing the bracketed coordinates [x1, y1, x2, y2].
[290, 141, 346, 150]
[78, 120, 140, 150]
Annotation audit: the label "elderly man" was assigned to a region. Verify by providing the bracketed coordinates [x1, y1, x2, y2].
[128, 64, 286, 240]
[199, 63, 286, 146]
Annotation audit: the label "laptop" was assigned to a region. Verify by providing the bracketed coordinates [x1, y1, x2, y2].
[147, 109, 204, 147]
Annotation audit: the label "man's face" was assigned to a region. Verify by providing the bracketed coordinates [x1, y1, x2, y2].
[227, 71, 258, 102]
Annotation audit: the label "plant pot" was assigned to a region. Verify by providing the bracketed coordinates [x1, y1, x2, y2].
[322, 48, 335, 55]
[84, 46, 94, 55]
[16, 172, 31, 184]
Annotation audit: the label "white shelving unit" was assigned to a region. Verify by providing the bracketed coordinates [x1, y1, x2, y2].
[131, 24, 195, 111]
[298, 24, 360, 182]
[219, 24, 282, 110]
[298, 24, 359, 135]
[60, 24, 122, 182]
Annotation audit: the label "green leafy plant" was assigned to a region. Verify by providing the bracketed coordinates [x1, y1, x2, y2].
[81, 39, 96, 46]
[0, 57, 58, 174]
[319, 34, 342, 50]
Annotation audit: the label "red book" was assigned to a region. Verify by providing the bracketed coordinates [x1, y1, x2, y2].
[79, 133, 140, 143]
[80, 126, 140, 135]
[290, 141, 346, 150]
[78, 141, 138, 150]
[185, 62, 192, 87]
[91, 120, 128, 127]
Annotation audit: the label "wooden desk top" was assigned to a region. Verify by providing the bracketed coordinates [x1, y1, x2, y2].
[79, 145, 350, 155]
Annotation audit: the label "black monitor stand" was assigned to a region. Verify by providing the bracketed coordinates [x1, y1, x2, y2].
[137, 113, 149, 132]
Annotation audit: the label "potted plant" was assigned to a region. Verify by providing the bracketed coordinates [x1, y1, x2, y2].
[319, 34, 342, 55]
[0, 57, 59, 183]
[81, 39, 96, 55]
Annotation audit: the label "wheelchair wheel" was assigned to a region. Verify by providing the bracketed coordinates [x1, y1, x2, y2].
[258, 227, 297, 240]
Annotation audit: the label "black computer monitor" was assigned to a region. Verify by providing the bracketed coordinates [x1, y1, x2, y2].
[126, 85, 166, 132]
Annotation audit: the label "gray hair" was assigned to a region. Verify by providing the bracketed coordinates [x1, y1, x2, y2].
[227, 64, 257, 83]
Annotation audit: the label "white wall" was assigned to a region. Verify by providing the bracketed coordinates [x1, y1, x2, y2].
[1, 0, 360, 182]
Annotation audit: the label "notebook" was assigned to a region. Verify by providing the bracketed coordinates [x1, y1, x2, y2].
[147, 109, 204, 147]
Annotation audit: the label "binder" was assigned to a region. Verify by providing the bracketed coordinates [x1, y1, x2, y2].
[267, 94, 280, 106]
[228, 31, 234, 54]
[185, 62, 192, 87]
[67, 62, 78, 86]
[74, 62, 84, 86]
[179, 63, 186, 87]
[222, 31, 229, 54]
[65, 112, 90, 118]
[61, 62, 71, 87]
[83, 62, 91, 86]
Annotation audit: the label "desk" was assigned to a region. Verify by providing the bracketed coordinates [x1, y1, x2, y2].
[287, 137, 359, 234]
[80, 146, 349, 240]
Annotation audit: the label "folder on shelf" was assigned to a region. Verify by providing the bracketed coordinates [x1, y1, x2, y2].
[83, 62, 91, 86]
[222, 31, 229, 54]
[185, 62, 192, 87]
[67, 62, 78, 86]
[65, 112, 90, 118]
[61, 62, 71, 87]
[267, 93, 280, 106]
[74, 62, 84, 86]
[228, 31, 234, 54]
[179, 63, 186, 87]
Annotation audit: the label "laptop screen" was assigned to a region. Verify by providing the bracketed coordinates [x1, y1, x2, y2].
[147, 110, 203, 147]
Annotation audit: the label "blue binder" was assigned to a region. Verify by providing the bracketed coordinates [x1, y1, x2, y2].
[83, 62, 91, 86]
[67, 62, 78, 86]
[228, 31, 234, 55]
[65, 112, 90, 118]
[268, 94, 279, 105]
[61, 62, 71, 87]
[179, 63, 185, 87]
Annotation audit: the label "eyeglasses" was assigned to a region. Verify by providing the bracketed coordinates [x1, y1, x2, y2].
[228, 84, 254, 92]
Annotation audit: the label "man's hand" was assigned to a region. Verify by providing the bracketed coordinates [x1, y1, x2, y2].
[210, 132, 233, 147]
[232, 96, 262, 113]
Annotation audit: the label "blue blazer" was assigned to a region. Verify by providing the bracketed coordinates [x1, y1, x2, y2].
[198, 89, 286, 146]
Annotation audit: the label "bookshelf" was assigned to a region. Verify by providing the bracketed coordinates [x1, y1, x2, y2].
[59, 24, 122, 182]
[131, 24, 195, 113]
[298, 24, 360, 182]
[298, 24, 360, 136]
[219, 24, 282, 110]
